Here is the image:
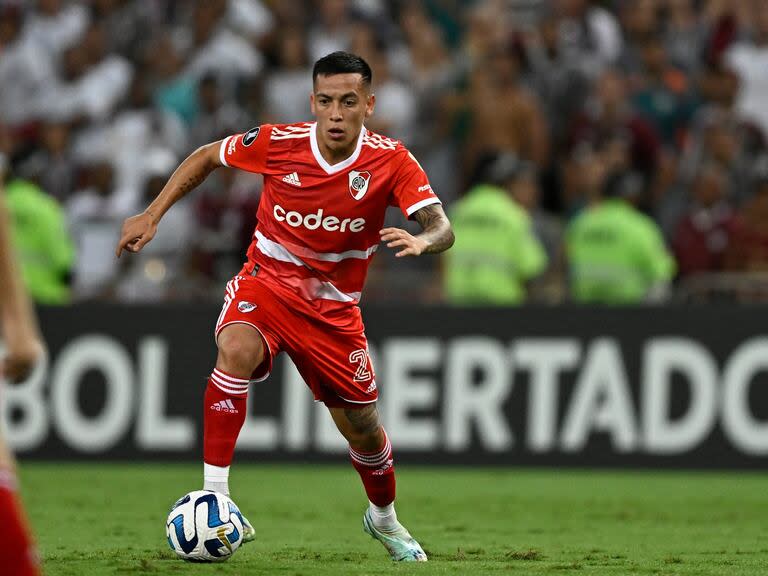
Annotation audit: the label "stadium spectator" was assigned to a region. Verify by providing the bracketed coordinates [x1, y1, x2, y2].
[352, 26, 416, 145]
[5, 165, 74, 306]
[148, 35, 198, 125]
[263, 28, 313, 123]
[664, 0, 705, 73]
[671, 164, 736, 277]
[567, 69, 660, 184]
[185, 1, 264, 82]
[445, 153, 547, 305]
[189, 73, 249, 149]
[115, 148, 200, 302]
[463, 41, 550, 180]
[724, 0, 768, 141]
[566, 170, 675, 303]
[554, 0, 623, 79]
[0, 5, 54, 131]
[727, 158, 768, 273]
[26, 0, 88, 59]
[66, 158, 125, 300]
[110, 74, 188, 197]
[27, 115, 76, 204]
[307, 0, 353, 62]
[630, 32, 697, 148]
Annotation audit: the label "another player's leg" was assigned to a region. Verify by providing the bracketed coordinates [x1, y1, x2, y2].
[0, 438, 40, 576]
[329, 404, 427, 562]
[204, 323, 265, 542]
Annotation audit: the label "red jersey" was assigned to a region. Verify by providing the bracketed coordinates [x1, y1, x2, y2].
[219, 122, 441, 315]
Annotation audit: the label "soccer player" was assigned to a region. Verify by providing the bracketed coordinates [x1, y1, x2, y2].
[0, 154, 43, 576]
[116, 52, 454, 561]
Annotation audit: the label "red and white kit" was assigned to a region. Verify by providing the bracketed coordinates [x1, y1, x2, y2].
[214, 122, 440, 407]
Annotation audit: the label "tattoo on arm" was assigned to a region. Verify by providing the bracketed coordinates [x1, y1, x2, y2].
[413, 204, 455, 254]
[178, 172, 206, 195]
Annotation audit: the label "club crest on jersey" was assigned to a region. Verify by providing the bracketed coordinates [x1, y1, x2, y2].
[348, 170, 371, 200]
[237, 301, 257, 313]
[242, 126, 260, 147]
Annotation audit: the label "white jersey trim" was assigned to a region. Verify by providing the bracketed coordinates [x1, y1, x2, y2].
[310, 122, 366, 175]
[406, 197, 442, 216]
[219, 136, 232, 167]
[255, 231, 307, 266]
[315, 281, 361, 303]
[253, 231, 363, 303]
[254, 230, 377, 263]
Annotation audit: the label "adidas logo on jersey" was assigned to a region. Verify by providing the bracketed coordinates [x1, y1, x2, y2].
[210, 399, 239, 414]
[282, 172, 302, 187]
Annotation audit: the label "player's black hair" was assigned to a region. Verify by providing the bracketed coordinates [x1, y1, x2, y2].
[312, 51, 372, 87]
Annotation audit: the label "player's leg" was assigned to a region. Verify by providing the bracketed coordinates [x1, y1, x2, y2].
[203, 323, 266, 496]
[0, 436, 40, 576]
[329, 404, 427, 562]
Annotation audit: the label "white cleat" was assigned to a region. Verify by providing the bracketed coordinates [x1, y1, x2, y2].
[363, 509, 427, 562]
[240, 513, 256, 544]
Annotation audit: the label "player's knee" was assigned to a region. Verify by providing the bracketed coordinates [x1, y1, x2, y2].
[216, 326, 265, 375]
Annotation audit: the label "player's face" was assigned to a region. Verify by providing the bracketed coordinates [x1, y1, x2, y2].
[311, 73, 375, 159]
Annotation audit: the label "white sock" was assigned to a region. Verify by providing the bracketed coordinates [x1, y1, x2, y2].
[369, 501, 398, 530]
[203, 463, 230, 496]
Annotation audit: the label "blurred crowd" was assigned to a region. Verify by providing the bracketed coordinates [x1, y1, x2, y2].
[2, 0, 768, 305]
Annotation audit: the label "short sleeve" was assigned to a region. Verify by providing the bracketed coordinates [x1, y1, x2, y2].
[390, 148, 441, 219]
[219, 124, 273, 173]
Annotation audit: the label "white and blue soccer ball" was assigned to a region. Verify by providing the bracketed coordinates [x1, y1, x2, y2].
[166, 490, 245, 562]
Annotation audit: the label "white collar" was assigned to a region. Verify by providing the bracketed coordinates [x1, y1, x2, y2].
[310, 122, 365, 175]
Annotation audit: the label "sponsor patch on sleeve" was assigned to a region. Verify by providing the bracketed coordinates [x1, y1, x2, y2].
[242, 126, 261, 147]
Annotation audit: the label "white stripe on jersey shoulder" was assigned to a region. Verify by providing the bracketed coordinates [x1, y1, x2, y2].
[274, 123, 312, 133]
[272, 123, 312, 140]
[363, 132, 398, 151]
[219, 136, 233, 166]
[406, 197, 442, 216]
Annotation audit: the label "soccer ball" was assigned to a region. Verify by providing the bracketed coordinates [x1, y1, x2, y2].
[165, 490, 245, 562]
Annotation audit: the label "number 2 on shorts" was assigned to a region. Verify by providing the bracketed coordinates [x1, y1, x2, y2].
[349, 349, 372, 382]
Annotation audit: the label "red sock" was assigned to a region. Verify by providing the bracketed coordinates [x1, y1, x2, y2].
[203, 369, 249, 467]
[0, 471, 40, 576]
[349, 428, 396, 506]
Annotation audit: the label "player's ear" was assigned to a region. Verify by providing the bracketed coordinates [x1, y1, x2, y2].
[310, 92, 316, 115]
[365, 93, 375, 118]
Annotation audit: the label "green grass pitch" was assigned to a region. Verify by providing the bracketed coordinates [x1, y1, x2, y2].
[19, 463, 768, 575]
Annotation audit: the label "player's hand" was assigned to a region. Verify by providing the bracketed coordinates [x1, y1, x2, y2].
[2, 334, 43, 383]
[116, 211, 157, 257]
[380, 227, 429, 257]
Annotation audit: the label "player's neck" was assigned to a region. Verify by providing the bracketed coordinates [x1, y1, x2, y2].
[316, 127, 362, 166]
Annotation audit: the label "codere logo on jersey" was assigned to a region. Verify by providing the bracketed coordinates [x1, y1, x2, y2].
[274, 204, 366, 232]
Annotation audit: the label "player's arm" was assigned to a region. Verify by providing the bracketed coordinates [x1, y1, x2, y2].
[115, 141, 224, 257]
[380, 204, 455, 257]
[0, 161, 43, 382]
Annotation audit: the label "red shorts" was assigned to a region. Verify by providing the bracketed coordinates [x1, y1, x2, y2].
[214, 274, 377, 408]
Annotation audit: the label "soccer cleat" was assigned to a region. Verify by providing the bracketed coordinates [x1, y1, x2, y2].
[240, 513, 256, 544]
[362, 509, 427, 562]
